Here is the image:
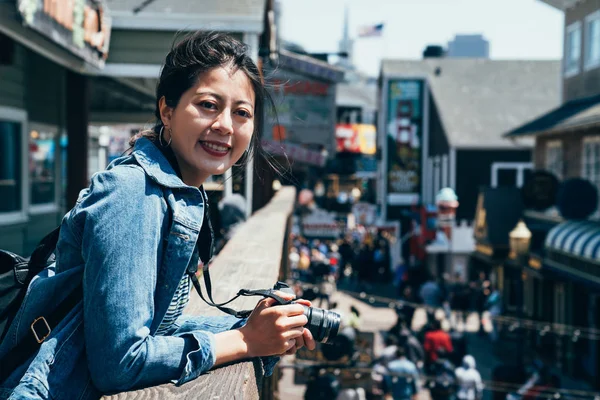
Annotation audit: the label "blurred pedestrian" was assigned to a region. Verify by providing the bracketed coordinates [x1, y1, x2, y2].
[383, 346, 421, 400]
[455, 355, 483, 400]
[485, 285, 502, 342]
[424, 320, 454, 370]
[430, 350, 457, 400]
[398, 286, 417, 328]
[449, 273, 470, 330]
[420, 278, 444, 308]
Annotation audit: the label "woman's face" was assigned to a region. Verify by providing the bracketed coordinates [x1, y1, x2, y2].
[159, 64, 255, 187]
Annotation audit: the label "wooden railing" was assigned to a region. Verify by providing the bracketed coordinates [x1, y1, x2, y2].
[106, 186, 296, 400]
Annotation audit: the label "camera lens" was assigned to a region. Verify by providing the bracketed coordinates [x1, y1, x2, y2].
[301, 305, 341, 344]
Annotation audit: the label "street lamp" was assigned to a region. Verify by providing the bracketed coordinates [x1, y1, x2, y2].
[508, 219, 531, 367]
[509, 220, 532, 258]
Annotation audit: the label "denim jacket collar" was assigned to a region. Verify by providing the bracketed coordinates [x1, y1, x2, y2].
[131, 137, 192, 190]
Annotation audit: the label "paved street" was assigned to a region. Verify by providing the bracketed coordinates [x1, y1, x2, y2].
[276, 288, 495, 400]
[277, 287, 599, 400]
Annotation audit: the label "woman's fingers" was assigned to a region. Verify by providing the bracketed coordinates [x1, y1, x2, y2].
[295, 299, 312, 307]
[302, 328, 316, 351]
[273, 290, 296, 302]
[285, 338, 296, 352]
[282, 326, 304, 340]
[280, 314, 308, 329]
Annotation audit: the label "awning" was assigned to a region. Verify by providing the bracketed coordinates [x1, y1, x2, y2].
[505, 94, 600, 137]
[545, 220, 600, 262]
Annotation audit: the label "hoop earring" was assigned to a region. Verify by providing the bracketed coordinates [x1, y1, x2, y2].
[159, 126, 172, 147]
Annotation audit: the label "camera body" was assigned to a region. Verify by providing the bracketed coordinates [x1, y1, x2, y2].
[272, 282, 341, 344]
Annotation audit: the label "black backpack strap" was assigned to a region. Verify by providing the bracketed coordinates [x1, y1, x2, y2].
[28, 226, 61, 273]
[0, 285, 82, 382]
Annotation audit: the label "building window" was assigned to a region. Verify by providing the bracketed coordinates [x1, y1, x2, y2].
[585, 11, 600, 70]
[546, 140, 563, 179]
[491, 162, 533, 188]
[565, 21, 582, 77]
[29, 123, 58, 212]
[0, 106, 27, 224]
[582, 136, 600, 195]
[0, 121, 22, 212]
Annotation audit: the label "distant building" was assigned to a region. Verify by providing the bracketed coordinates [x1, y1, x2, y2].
[379, 58, 560, 221]
[447, 34, 490, 58]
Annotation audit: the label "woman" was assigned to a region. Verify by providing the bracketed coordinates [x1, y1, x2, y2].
[0, 32, 315, 399]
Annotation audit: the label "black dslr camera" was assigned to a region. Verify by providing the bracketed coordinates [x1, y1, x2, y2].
[272, 282, 341, 344]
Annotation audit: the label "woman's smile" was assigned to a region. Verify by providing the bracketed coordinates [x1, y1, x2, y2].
[198, 140, 232, 158]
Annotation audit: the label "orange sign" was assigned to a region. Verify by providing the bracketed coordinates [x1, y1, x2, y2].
[335, 124, 376, 155]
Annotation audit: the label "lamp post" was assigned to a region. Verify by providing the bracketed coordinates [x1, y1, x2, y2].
[509, 219, 532, 367]
[509, 220, 532, 259]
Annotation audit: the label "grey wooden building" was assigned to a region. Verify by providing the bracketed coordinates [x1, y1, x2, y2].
[0, 0, 275, 254]
[379, 58, 561, 221]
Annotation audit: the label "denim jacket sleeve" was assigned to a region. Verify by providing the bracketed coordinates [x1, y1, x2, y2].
[70, 166, 218, 392]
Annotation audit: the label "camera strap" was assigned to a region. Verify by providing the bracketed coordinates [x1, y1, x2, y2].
[187, 262, 293, 319]
[185, 189, 292, 319]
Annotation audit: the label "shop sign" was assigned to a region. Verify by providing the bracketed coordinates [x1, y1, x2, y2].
[354, 155, 378, 178]
[265, 70, 336, 155]
[17, 0, 111, 68]
[385, 79, 424, 197]
[336, 124, 377, 155]
[301, 209, 341, 238]
[352, 202, 377, 225]
[271, 79, 329, 96]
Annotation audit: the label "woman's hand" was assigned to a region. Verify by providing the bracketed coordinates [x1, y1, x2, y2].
[238, 292, 316, 357]
[283, 298, 316, 355]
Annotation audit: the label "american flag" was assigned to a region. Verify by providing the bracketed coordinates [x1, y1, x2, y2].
[358, 23, 384, 38]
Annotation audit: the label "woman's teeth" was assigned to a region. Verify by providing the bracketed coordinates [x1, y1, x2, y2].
[202, 142, 229, 152]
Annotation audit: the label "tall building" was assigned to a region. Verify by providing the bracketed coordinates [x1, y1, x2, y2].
[447, 34, 490, 58]
[337, 4, 354, 68]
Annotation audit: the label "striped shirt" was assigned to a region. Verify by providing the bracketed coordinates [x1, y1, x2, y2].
[156, 273, 191, 335]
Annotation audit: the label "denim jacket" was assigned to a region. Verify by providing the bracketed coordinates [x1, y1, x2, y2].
[0, 138, 275, 400]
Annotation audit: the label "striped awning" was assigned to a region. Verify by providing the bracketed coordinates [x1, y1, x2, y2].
[545, 220, 600, 262]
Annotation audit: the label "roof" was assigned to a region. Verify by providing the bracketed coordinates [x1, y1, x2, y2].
[505, 93, 600, 137]
[539, 0, 581, 11]
[336, 82, 377, 109]
[106, 0, 266, 32]
[277, 49, 345, 82]
[381, 58, 561, 149]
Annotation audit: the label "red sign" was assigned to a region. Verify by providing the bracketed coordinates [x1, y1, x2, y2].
[271, 79, 329, 96]
[336, 124, 360, 153]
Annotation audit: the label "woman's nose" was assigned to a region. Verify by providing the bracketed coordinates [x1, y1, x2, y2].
[212, 111, 233, 135]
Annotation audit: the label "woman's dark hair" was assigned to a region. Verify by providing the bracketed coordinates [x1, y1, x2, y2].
[129, 31, 273, 169]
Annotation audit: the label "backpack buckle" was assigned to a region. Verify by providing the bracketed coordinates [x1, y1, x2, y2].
[31, 316, 51, 344]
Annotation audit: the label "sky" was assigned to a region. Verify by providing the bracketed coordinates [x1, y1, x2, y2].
[278, 0, 565, 77]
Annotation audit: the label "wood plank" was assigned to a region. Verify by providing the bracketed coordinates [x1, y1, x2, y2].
[106, 187, 296, 400]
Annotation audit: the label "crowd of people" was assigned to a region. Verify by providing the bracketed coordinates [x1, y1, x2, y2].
[373, 311, 483, 400]
[287, 225, 563, 400]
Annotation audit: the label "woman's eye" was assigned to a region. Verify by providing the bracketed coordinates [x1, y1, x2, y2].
[236, 110, 252, 119]
[199, 101, 217, 110]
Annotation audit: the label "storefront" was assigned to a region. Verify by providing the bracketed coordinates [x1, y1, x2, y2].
[0, 0, 113, 254]
[470, 186, 524, 284]
[256, 49, 343, 209]
[543, 220, 600, 385]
